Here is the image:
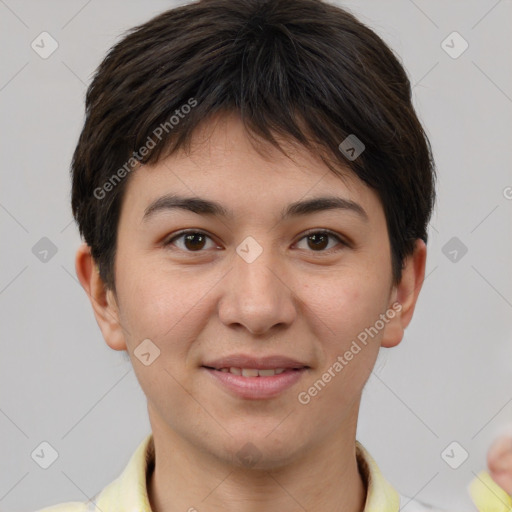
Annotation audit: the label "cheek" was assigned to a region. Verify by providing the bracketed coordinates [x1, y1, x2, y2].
[115, 261, 225, 366]
[115, 262, 201, 344]
[303, 270, 389, 347]
[299, 279, 385, 413]
[116, 267, 211, 394]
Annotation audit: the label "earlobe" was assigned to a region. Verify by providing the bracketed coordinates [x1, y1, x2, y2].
[381, 239, 427, 348]
[75, 243, 127, 352]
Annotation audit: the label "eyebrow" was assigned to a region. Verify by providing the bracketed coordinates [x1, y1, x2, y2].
[142, 194, 368, 223]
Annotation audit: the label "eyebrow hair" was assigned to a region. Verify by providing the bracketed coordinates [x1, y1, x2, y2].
[142, 194, 368, 222]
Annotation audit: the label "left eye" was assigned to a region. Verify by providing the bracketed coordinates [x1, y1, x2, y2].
[164, 230, 346, 253]
[295, 230, 346, 252]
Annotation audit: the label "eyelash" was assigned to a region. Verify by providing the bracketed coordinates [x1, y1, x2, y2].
[163, 229, 349, 254]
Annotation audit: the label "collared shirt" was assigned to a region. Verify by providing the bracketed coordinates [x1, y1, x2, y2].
[35, 433, 512, 512]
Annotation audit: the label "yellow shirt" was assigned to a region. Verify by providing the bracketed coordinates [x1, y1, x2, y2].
[34, 434, 512, 512]
[469, 471, 512, 512]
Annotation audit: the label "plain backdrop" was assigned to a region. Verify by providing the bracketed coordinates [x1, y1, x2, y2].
[0, 1, 511, 510]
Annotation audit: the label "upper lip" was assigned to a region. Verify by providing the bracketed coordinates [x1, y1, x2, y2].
[202, 354, 310, 370]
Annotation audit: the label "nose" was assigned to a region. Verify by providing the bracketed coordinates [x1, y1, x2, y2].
[217, 243, 297, 336]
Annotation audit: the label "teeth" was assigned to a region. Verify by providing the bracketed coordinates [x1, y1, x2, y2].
[219, 367, 289, 376]
[258, 369, 279, 376]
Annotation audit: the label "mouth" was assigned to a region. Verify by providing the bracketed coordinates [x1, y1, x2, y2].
[201, 364, 309, 400]
[200, 354, 311, 399]
[201, 366, 307, 377]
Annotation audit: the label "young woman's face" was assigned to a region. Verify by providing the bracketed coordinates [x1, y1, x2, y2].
[108, 113, 408, 468]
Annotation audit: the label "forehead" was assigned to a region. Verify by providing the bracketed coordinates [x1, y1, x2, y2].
[120, 113, 384, 223]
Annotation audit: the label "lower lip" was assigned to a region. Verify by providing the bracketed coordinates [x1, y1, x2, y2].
[202, 367, 307, 400]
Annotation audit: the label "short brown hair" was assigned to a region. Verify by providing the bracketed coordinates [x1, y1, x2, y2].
[71, 0, 436, 292]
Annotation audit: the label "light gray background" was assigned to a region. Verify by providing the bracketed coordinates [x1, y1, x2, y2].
[1, 1, 511, 511]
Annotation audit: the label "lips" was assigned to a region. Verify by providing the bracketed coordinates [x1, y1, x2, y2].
[201, 354, 310, 399]
[201, 354, 309, 371]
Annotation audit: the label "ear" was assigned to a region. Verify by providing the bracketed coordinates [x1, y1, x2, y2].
[381, 239, 427, 348]
[75, 243, 127, 351]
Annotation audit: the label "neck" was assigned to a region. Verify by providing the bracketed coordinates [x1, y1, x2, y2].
[147, 414, 367, 512]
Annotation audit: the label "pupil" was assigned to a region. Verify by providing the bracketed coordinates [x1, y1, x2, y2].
[309, 233, 328, 250]
[185, 233, 205, 251]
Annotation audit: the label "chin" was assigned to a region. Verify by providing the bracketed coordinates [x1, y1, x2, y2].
[220, 433, 304, 472]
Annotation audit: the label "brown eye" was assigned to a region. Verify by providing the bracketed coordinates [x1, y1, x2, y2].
[182, 232, 207, 251]
[306, 233, 329, 250]
[295, 230, 346, 253]
[164, 231, 216, 252]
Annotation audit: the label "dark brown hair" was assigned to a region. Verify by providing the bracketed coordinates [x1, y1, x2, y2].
[71, 0, 436, 292]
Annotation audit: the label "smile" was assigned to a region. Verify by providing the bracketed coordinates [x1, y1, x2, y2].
[202, 366, 308, 399]
[203, 366, 304, 377]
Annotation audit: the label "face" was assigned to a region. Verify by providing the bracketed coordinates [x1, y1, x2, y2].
[82, 112, 424, 470]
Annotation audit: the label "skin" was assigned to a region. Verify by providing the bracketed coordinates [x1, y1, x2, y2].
[76, 112, 427, 512]
[487, 435, 512, 494]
